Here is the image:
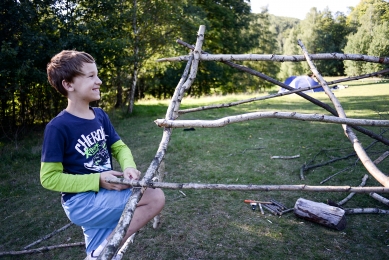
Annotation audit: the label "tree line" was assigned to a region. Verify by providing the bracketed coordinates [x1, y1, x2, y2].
[0, 0, 388, 132]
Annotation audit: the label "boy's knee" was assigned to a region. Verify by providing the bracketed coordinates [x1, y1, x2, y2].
[144, 188, 165, 207]
[154, 188, 165, 207]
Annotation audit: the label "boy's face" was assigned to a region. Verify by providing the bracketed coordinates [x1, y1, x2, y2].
[66, 62, 102, 103]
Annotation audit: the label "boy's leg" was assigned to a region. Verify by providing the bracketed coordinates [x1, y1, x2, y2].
[63, 187, 164, 258]
[105, 187, 165, 246]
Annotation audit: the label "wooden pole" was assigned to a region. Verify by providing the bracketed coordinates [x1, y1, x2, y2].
[107, 178, 389, 193]
[157, 53, 389, 64]
[155, 112, 389, 128]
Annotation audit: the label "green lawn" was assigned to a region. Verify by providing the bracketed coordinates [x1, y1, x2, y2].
[1, 81, 389, 259]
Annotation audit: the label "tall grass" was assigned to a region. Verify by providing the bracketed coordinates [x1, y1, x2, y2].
[1, 81, 389, 259]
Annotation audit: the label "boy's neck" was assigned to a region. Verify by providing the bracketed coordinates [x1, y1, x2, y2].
[66, 100, 95, 119]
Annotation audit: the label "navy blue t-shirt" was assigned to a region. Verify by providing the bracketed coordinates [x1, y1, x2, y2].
[41, 107, 121, 175]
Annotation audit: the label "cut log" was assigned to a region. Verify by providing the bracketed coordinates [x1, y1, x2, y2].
[294, 198, 346, 230]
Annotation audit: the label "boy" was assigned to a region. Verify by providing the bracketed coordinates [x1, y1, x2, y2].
[41, 50, 165, 259]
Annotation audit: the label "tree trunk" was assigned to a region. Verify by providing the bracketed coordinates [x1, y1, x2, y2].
[294, 198, 346, 230]
[115, 72, 123, 109]
[127, 61, 138, 114]
[127, 0, 139, 114]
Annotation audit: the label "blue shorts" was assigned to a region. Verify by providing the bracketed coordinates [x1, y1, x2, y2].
[62, 188, 132, 253]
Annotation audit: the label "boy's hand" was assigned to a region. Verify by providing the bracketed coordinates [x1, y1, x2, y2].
[99, 170, 130, 191]
[123, 167, 141, 180]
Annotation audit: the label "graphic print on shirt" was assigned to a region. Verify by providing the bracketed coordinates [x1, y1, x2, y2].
[74, 126, 112, 172]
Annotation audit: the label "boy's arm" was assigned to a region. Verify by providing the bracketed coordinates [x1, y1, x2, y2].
[111, 140, 137, 170]
[40, 162, 100, 192]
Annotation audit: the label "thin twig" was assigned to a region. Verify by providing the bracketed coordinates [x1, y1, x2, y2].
[227, 147, 264, 157]
[0, 242, 84, 256]
[23, 222, 74, 250]
[338, 174, 369, 206]
[373, 151, 389, 165]
[271, 155, 300, 159]
[304, 152, 357, 172]
[320, 166, 353, 184]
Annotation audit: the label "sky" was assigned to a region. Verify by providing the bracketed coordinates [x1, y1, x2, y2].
[250, 0, 361, 20]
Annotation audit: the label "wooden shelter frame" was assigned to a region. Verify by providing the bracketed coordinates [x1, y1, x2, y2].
[98, 25, 389, 259]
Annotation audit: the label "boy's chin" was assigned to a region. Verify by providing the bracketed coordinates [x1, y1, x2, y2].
[89, 97, 101, 103]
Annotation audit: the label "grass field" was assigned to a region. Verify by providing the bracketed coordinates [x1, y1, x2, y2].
[1, 80, 389, 259]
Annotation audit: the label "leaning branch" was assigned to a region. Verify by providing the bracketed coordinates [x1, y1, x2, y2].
[107, 178, 389, 193]
[338, 174, 369, 206]
[298, 40, 389, 188]
[177, 68, 389, 115]
[154, 111, 389, 128]
[99, 26, 207, 260]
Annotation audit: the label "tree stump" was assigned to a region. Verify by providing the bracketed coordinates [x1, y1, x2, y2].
[294, 198, 346, 230]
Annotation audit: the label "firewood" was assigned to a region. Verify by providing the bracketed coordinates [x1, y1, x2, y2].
[294, 198, 346, 230]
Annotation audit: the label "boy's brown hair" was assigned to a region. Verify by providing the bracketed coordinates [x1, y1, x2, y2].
[47, 50, 95, 97]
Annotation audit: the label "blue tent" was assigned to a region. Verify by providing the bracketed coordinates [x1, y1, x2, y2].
[283, 76, 297, 86]
[279, 76, 324, 93]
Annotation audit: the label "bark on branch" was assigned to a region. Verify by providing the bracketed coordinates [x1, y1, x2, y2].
[157, 53, 389, 64]
[107, 178, 389, 193]
[155, 111, 389, 128]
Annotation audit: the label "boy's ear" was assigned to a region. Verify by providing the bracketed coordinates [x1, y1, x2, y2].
[62, 80, 74, 92]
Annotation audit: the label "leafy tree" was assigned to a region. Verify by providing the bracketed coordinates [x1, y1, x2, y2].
[280, 7, 350, 78]
[268, 14, 300, 53]
[279, 27, 306, 80]
[171, 0, 257, 96]
[238, 10, 279, 92]
[344, 0, 389, 75]
[0, 0, 61, 131]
